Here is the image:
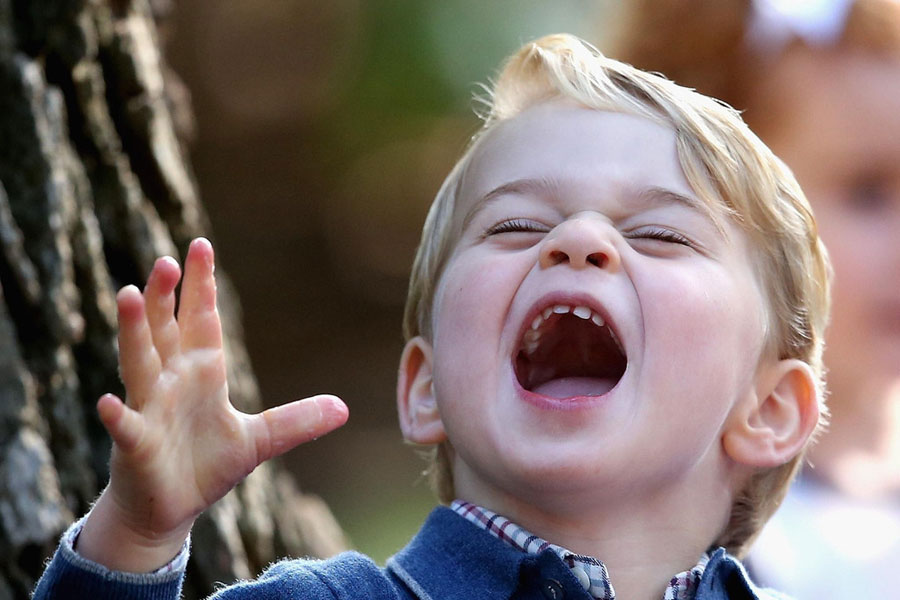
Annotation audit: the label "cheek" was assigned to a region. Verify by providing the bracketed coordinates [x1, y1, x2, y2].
[818, 214, 874, 281]
[434, 260, 498, 333]
[815, 203, 890, 328]
[813, 191, 898, 286]
[646, 267, 754, 341]
[430, 254, 518, 373]
[827, 248, 868, 328]
[637, 267, 765, 403]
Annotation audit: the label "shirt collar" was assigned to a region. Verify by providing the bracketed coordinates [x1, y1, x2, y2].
[450, 500, 707, 600]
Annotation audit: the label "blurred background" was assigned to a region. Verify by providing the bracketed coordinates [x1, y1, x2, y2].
[163, 0, 618, 563]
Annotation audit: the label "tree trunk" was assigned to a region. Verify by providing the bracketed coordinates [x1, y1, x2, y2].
[0, 1, 349, 598]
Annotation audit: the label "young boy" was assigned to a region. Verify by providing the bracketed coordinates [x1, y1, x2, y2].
[34, 34, 830, 600]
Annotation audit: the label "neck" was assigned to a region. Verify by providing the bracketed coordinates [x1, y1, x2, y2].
[455, 469, 733, 600]
[809, 376, 900, 498]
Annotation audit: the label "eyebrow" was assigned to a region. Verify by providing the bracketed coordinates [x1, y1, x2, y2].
[461, 177, 561, 230]
[635, 186, 707, 215]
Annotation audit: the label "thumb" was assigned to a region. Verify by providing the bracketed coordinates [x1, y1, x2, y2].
[250, 395, 349, 464]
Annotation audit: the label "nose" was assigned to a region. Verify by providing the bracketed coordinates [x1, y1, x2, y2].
[538, 216, 621, 271]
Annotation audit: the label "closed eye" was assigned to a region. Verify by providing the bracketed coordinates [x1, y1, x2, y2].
[484, 218, 550, 236]
[626, 227, 693, 247]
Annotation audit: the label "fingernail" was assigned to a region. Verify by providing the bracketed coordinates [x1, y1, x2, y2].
[116, 285, 139, 300]
[156, 256, 178, 268]
[323, 396, 349, 421]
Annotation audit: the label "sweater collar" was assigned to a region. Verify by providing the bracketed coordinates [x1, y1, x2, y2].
[386, 506, 773, 600]
[386, 506, 526, 600]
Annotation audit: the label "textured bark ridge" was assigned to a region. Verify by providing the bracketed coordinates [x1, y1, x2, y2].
[0, 1, 348, 598]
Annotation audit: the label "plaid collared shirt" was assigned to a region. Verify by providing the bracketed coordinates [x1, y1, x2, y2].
[451, 500, 707, 600]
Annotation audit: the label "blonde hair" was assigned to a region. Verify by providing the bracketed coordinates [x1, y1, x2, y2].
[402, 33, 831, 557]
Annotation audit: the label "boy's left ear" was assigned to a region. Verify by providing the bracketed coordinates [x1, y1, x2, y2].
[397, 336, 447, 444]
[722, 358, 819, 468]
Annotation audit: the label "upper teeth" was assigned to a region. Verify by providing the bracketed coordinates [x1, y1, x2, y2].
[523, 304, 622, 355]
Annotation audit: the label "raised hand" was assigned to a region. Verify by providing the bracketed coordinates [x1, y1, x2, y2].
[77, 238, 348, 572]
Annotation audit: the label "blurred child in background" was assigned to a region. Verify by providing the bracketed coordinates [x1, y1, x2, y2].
[611, 0, 900, 597]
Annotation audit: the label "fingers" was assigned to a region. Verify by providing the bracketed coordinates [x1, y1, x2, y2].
[116, 237, 220, 409]
[117, 286, 161, 409]
[251, 395, 349, 464]
[143, 256, 182, 365]
[97, 393, 145, 452]
[177, 238, 224, 351]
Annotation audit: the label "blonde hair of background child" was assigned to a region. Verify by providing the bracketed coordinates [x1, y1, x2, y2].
[402, 33, 831, 557]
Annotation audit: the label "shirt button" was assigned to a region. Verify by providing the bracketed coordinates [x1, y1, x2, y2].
[541, 578, 565, 600]
[572, 566, 591, 591]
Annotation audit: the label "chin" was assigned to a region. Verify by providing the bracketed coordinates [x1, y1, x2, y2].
[497, 442, 631, 490]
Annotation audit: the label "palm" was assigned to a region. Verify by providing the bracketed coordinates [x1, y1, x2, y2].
[109, 349, 246, 536]
[98, 239, 347, 540]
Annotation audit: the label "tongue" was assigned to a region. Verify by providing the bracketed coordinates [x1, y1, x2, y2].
[532, 376, 617, 398]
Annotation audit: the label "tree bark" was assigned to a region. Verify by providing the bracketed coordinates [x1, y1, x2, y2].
[0, 1, 348, 598]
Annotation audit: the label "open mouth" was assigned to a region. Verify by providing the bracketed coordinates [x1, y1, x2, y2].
[514, 303, 627, 399]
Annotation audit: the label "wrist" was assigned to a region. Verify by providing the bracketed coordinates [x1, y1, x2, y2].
[77, 490, 193, 573]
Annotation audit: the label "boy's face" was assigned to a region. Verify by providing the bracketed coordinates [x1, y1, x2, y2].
[423, 102, 773, 507]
